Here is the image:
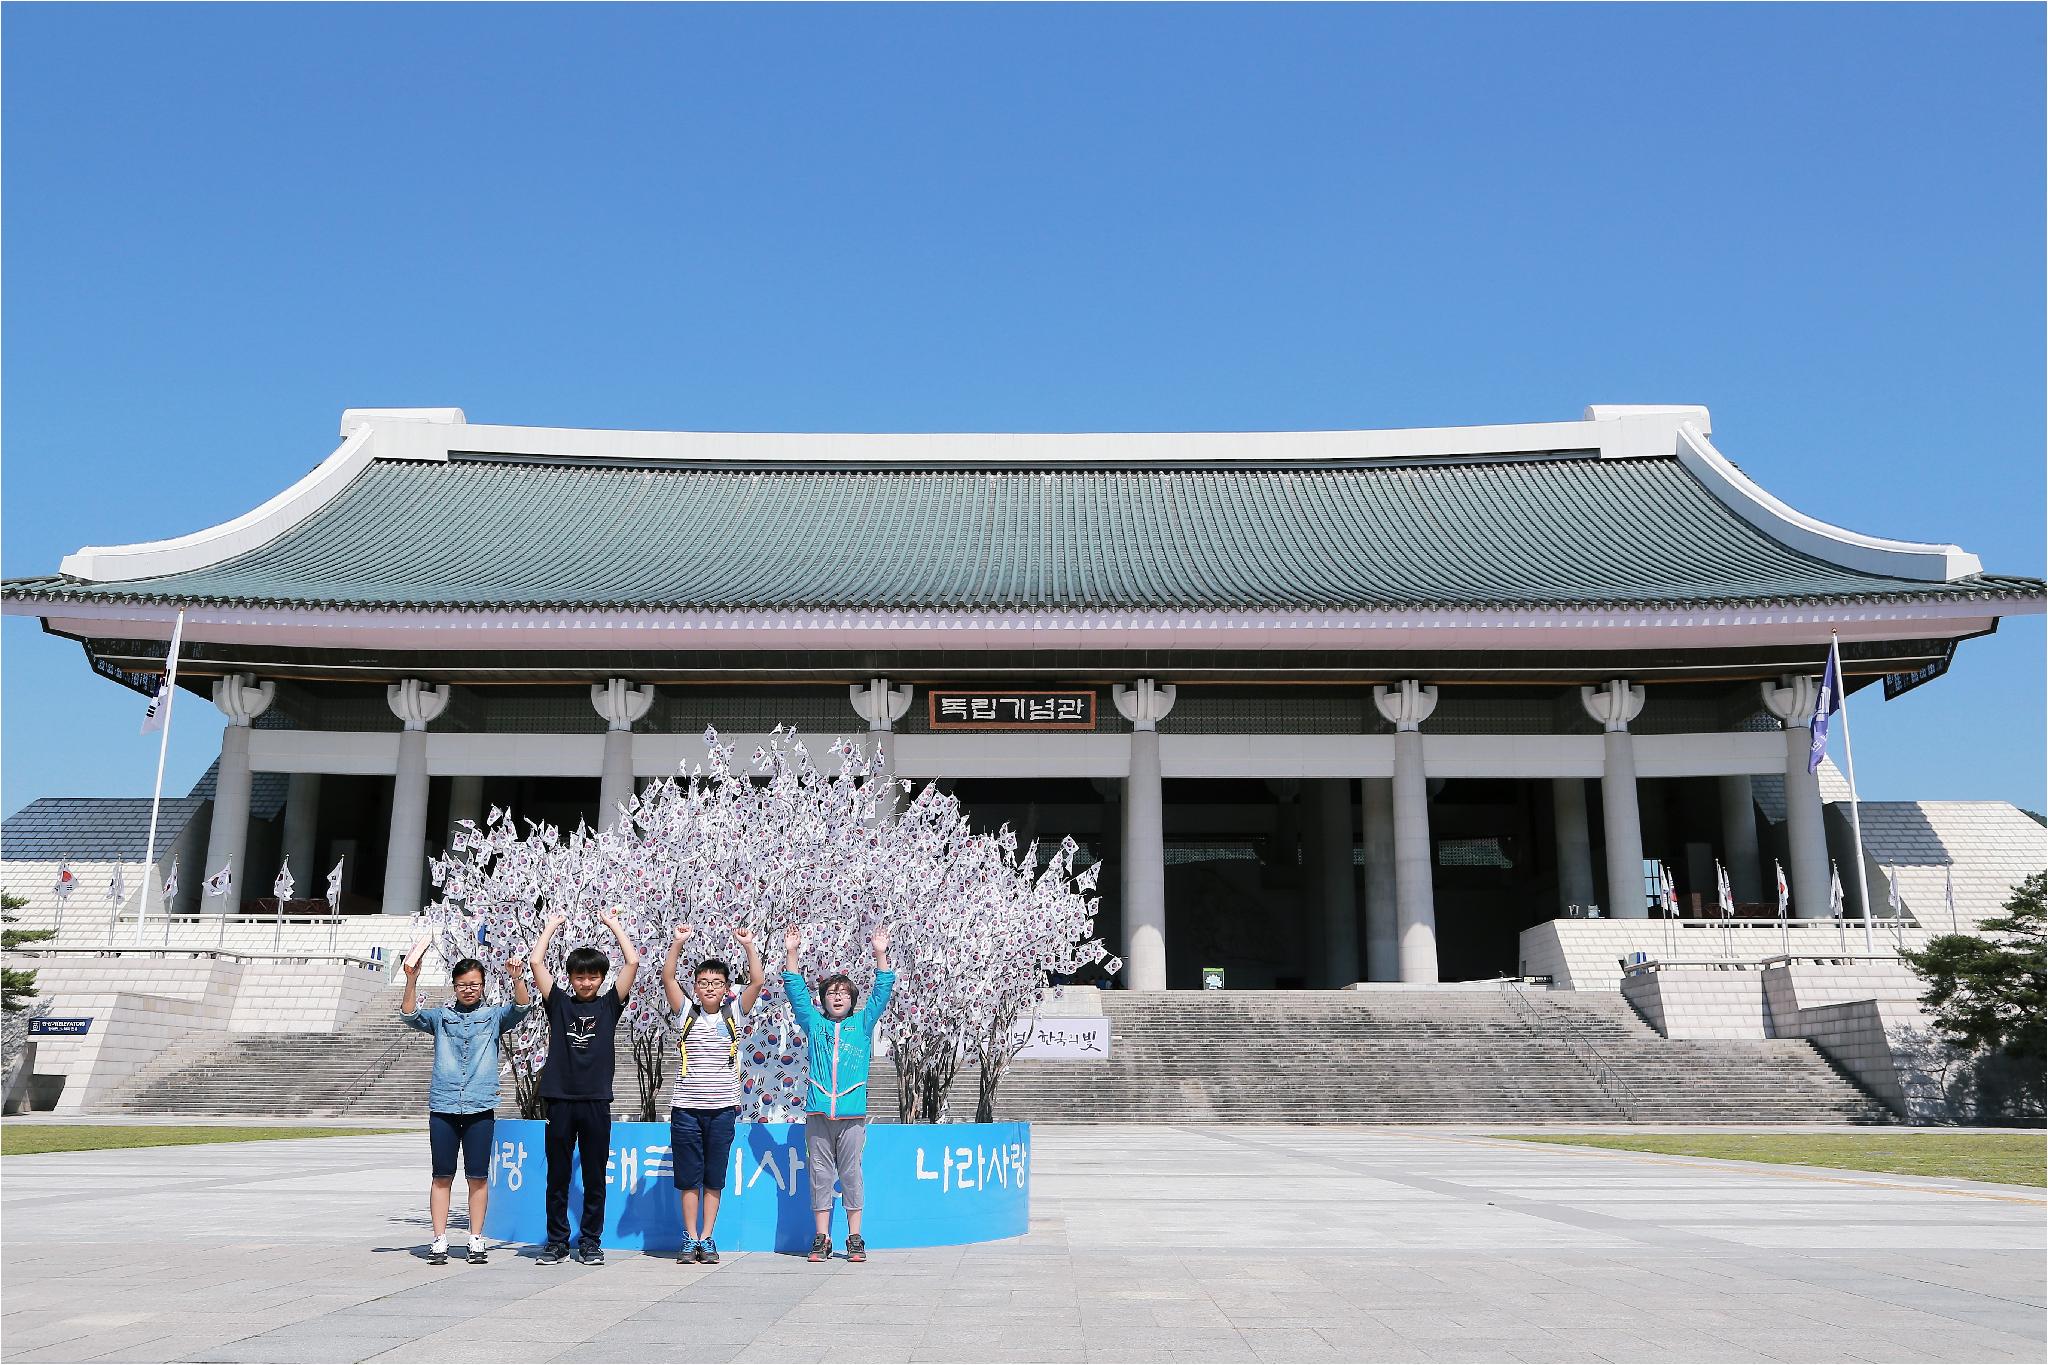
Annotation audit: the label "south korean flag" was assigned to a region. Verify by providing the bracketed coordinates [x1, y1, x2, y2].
[202, 862, 234, 901]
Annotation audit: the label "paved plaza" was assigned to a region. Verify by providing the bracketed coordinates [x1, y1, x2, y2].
[2, 1125, 2042, 1364]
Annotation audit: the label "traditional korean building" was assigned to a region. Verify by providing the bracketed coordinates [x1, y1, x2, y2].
[4, 405, 2040, 990]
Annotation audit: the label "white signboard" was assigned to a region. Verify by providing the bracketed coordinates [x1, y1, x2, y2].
[1011, 1016, 1110, 1060]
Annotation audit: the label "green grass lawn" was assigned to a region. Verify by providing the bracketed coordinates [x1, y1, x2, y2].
[2, 1124, 406, 1156]
[1498, 1132, 2046, 1188]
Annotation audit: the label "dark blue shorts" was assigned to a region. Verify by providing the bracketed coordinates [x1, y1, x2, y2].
[669, 1106, 739, 1192]
[429, 1110, 495, 1180]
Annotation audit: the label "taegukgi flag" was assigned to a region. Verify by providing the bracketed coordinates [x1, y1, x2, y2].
[1716, 861, 1735, 917]
[1775, 860, 1789, 917]
[273, 857, 294, 902]
[202, 862, 234, 899]
[107, 865, 126, 906]
[325, 859, 343, 913]
[162, 860, 179, 904]
[1808, 640, 1843, 774]
[53, 863, 76, 901]
[1829, 863, 1846, 918]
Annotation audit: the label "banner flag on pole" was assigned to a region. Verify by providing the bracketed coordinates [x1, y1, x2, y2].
[162, 860, 179, 905]
[139, 614, 187, 735]
[54, 863, 76, 901]
[107, 865, 126, 907]
[273, 857, 295, 903]
[202, 862, 234, 900]
[1660, 863, 1680, 917]
[1829, 863, 1846, 919]
[325, 859, 343, 913]
[1886, 866, 1903, 920]
[1716, 860, 1735, 918]
[1808, 639, 1844, 774]
[1775, 860, 1790, 917]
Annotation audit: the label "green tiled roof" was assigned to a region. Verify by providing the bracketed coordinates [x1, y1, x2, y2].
[4, 456, 2039, 612]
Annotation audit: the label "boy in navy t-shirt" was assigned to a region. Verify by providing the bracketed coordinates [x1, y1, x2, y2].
[530, 908, 638, 1266]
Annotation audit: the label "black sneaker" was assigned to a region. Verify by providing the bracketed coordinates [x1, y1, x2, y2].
[466, 1241, 488, 1265]
[577, 1243, 605, 1266]
[807, 1234, 832, 1263]
[676, 1237, 698, 1265]
[699, 1237, 719, 1265]
[427, 1240, 449, 1266]
[536, 1243, 570, 1265]
[846, 1234, 866, 1263]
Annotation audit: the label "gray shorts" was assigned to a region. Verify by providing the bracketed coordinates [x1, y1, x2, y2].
[805, 1114, 868, 1212]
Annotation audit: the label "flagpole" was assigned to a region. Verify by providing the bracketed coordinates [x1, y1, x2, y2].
[135, 609, 187, 946]
[1830, 632, 1875, 953]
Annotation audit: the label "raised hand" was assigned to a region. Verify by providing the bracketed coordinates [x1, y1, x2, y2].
[734, 927, 755, 949]
[402, 937, 430, 978]
[871, 925, 891, 954]
[784, 926, 802, 952]
[503, 956, 526, 977]
[543, 913, 566, 934]
[673, 924, 694, 946]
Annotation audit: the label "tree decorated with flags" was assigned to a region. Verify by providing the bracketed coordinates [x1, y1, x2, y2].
[420, 728, 1113, 1124]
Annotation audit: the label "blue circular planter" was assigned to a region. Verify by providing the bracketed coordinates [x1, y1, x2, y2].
[483, 1118, 1030, 1253]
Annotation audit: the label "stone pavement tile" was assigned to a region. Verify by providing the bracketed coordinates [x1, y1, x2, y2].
[181, 1332, 421, 1365]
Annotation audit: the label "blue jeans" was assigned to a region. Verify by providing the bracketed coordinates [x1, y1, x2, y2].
[428, 1110, 494, 1180]
[669, 1106, 739, 1191]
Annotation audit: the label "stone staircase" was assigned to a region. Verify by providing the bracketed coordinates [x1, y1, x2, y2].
[871, 989, 1896, 1125]
[114, 994, 441, 1118]
[109, 985, 1894, 1124]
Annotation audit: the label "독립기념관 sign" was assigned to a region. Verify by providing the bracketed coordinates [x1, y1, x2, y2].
[928, 690, 1096, 731]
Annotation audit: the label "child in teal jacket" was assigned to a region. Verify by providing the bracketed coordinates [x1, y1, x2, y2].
[782, 925, 894, 1262]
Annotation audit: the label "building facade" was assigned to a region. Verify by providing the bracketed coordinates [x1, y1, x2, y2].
[5, 404, 2039, 989]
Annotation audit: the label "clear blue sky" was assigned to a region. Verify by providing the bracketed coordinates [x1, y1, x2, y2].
[4, 3, 2042, 817]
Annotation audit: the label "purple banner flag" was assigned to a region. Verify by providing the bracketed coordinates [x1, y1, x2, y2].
[1808, 640, 1843, 774]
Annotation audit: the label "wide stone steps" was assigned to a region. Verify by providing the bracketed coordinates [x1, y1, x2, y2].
[110, 985, 1894, 1124]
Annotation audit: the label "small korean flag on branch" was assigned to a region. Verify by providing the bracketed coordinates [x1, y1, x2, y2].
[202, 863, 234, 901]
[325, 859, 343, 914]
[273, 857, 295, 903]
[108, 865, 126, 907]
[162, 860, 179, 905]
[53, 863, 76, 901]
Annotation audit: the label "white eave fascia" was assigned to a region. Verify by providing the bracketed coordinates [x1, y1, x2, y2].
[338, 404, 1712, 467]
[1673, 422, 1982, 582]
[59, 424, 380, 583]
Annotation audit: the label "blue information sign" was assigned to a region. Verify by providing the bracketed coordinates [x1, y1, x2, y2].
[484, 1119, 1029, 1253]
[27, 1017, 91, 1036]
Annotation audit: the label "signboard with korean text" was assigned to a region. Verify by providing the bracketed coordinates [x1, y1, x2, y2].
[1011, 1016, 1110, 1060]
[928, 690, 1096, 731]
[26, 1018, 91, 1036]
[1883, 642, 1956, 702]
[487, 1119, 1028, 1253]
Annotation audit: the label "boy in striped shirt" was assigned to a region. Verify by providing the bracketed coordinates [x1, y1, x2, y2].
[659, 923, 765, 1265]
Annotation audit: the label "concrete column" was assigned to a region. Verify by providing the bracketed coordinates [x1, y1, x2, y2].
[1718, 774, 1764, 906]
[1581, 680, 1648, 919]
[592, 678, 655, 831]
[1373, 680, 1439, 984]
[201, 674, 275, 914]
[1314, 780, 1359, 987]
[1113, 679, 1177, 991]
[1763, 677, 1831, 919]
[447, 775, 485, 844]
[382, 679, 449, 917]
[281, 773, 321, 896]
[1552, 777, 1596, 914]
[1359, 778, 1397, 982]
[850, 678, 913, 819]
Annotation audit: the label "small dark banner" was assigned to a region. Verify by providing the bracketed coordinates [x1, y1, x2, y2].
[27, 1017, 91, 1036]
[929, 690, 1097, 731]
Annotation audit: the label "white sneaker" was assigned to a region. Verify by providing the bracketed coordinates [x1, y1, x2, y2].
[428, 1236, 448, 1266]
